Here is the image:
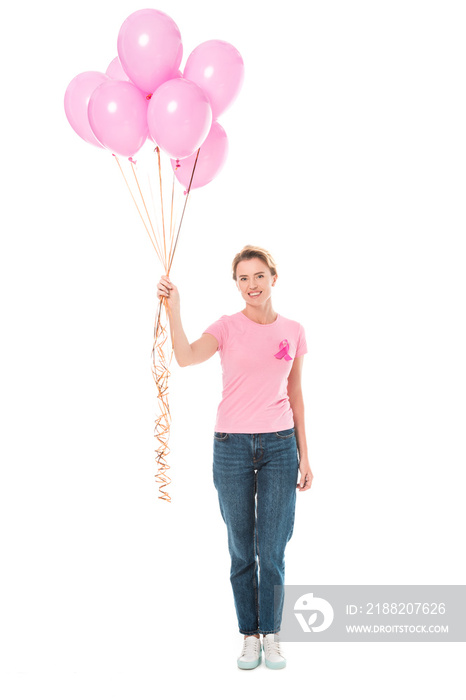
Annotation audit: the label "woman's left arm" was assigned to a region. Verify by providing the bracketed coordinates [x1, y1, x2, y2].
[287, 356, 313, 492]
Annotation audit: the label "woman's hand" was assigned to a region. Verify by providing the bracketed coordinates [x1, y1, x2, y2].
[157, 275, 180, 312]
[297, 456, 313, 492]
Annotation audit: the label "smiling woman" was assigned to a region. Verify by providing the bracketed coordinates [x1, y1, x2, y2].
[156, 243, 313, 670]
[233, 245, 278, 324]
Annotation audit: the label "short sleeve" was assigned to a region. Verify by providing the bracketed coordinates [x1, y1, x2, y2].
[295, 323, 308, 358]
[203, 315, 229, 352]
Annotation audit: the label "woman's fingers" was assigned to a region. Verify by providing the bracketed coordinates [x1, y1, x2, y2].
[156, 276, 180, 307]
[157, 276, 174, 297]
[297, 471, 313, 491]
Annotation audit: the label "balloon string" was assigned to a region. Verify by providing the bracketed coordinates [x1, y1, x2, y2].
[156, 147, 167, 266]
[115, 147, 198, 502]
[170, 169, 176, 250]
[129, 160, 160, 259]
[168, 147, 200, 273]
[169, 172, 180, 268]
[168, 170, 180, 268]
[147, 169, 162, 247]
[151, 295, 173, 502]
[152, 148, 177, 502]
[113, 154, 160, 259]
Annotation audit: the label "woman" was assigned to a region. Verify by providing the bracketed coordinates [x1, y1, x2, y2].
[157, 244, 313, 670]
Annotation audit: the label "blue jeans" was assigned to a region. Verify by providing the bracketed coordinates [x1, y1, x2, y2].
[212, 427, 299, 635]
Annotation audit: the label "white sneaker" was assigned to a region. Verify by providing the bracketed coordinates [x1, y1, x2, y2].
[237, 635, 262, 669]
[263, 633, 286, 669]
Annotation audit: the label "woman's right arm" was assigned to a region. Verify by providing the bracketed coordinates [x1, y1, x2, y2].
[157, 275, 219, 367]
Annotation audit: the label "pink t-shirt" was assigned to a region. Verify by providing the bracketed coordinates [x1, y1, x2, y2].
[202, 311, 308, 433]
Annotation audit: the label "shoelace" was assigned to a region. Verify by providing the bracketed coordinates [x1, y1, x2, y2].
[264, 637, 284, 658]
[241, 637, 261, 656]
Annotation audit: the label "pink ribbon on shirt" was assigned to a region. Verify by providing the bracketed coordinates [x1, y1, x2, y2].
[274, 339, 293, 361]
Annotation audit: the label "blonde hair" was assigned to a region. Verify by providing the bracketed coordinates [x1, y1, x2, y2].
[232, 245, 277, 281]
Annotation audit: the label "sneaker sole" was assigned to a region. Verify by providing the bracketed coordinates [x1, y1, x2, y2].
[237, 650, 262, 669]
[265, 658, 286, 669]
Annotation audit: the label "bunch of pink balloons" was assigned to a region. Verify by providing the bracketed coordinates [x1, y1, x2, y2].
[64, 8, 244, 190]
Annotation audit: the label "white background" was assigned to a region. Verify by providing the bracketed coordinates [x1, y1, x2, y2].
[1, 0, 465, 696]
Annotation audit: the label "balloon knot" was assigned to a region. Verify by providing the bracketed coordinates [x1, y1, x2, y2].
[128, 157, 137, 164]
[146, 93, 152, 100]
[175, 159, 180, 170]
[183, 190, 188, 196]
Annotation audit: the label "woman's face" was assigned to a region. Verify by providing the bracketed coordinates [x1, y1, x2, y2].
[235, 258, 277, 307]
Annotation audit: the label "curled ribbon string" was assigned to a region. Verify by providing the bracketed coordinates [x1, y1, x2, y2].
[114, 145, 201, 503]
[274, 339, 293, 361]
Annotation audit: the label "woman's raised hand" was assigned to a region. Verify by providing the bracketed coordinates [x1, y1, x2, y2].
[157, 275, 180, 311]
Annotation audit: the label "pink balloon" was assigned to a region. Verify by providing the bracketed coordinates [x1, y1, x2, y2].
[88, 81, 149, 157]
[117, 9, 182, 94]
[64, 71, 111, 148]
[147, 78, 212, 159]
[170, 121, 229, 190]
[183, 40, 244, 119]
[106, 57, 130, 81]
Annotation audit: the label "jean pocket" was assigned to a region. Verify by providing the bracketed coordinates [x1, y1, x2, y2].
[214, 432, 229, 441]
[275, 427, 295, 439]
